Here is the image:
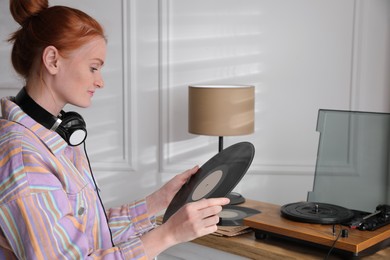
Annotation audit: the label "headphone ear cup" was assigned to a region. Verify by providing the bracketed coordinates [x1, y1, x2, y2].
[57, 111, 87, 146]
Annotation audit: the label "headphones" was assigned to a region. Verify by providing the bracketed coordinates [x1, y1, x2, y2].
[14, 87, 87, 146]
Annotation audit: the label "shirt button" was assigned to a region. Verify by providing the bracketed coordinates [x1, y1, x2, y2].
[78, 207, 85, 215]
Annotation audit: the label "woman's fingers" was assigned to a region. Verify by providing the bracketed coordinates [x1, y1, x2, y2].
[179, 165, 199, 182]
[193, 197, 230, 211]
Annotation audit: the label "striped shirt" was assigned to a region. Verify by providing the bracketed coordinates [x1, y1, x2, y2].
[0, 96, 156, 259]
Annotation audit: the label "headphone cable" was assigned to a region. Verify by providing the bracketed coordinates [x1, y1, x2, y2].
[83, 142, 115, 247]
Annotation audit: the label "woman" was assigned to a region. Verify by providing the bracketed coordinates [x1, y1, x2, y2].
[0, 0, 229, 259]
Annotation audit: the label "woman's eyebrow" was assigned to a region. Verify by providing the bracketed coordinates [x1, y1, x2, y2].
[91, 58, 105, 66]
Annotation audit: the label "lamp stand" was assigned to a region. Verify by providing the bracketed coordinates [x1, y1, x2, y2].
[217, 136, 246, 205]
[218, 136, 224, 153]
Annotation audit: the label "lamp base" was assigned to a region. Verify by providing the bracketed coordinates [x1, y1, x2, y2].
[226, 191, 245, 205]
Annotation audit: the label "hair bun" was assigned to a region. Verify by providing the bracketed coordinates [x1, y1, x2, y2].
[10, 0, 49, 25]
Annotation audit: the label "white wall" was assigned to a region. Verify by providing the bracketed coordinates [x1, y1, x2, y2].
[0, 0, 389, 209]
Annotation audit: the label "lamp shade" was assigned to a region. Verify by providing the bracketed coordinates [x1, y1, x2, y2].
[188, 85, 255, 136]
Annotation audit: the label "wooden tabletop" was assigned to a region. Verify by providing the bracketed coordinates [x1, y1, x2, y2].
[192, 200, 390, 259]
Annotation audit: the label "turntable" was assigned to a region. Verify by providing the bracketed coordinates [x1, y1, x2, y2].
[244, 110, 390, 258]
[243, 201, 390, 259]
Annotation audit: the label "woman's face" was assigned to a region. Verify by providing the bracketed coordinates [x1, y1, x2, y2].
[53, 37, 107, 109]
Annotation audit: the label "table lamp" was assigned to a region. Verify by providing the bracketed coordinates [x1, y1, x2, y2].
[188, 84, 255, 152]
[188, 84, 255, 204]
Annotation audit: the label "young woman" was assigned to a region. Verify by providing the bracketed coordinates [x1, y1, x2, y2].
[0, 0, 229, 259]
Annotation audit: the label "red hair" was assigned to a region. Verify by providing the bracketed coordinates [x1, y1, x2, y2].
[8, 0, 106, 79]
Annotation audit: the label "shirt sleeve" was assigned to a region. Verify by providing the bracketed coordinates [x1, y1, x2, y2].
[106, 199, 157, 245]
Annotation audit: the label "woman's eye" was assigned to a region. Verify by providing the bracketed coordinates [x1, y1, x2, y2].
[90, 67, 98, 72]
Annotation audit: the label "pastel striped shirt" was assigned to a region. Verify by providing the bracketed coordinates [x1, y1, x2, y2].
[0, 96, 156, 259]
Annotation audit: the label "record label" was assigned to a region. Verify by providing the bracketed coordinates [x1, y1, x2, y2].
[219, 210, 240, 219]
[218, 205, 261, 226]
[163, 142, 255, 223]
[192, 168, 225, 201]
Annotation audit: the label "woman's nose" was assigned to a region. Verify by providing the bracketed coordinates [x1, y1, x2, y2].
[95, 77, 104, 88]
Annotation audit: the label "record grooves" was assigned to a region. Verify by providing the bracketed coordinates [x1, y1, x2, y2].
[163, 142, 255, 223]
[281, 202, 355, 224]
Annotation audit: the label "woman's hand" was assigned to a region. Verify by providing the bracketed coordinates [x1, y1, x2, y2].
[162, 197, 230, 243]
[146, 166, 199, 216]
[140, 197, 230, 259]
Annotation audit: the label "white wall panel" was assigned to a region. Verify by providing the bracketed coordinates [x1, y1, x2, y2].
[351, 0, 390, 112]
[158, 0, 375, 205]
[0, 0, 20, 92]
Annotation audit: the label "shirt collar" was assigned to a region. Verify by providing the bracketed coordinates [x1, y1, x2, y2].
[1, 96, 68, 155]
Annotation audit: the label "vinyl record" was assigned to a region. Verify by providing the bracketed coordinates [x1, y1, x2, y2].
[163, 142, 255, 223]
[281, 202, 354, 224]
[218, 205, 261, 226]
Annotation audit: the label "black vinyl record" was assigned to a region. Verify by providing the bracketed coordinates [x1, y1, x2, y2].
[163, 142, 255, 223]
[281, 202, 354, 224]
[218, 205, 261, 226]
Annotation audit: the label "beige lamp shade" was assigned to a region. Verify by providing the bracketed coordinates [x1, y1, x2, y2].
[188, 85, 255, 136]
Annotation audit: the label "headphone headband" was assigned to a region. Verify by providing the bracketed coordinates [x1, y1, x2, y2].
[14, 87, 87, 146]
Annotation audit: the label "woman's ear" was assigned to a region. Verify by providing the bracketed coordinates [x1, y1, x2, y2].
[42, 46, 60, 75]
